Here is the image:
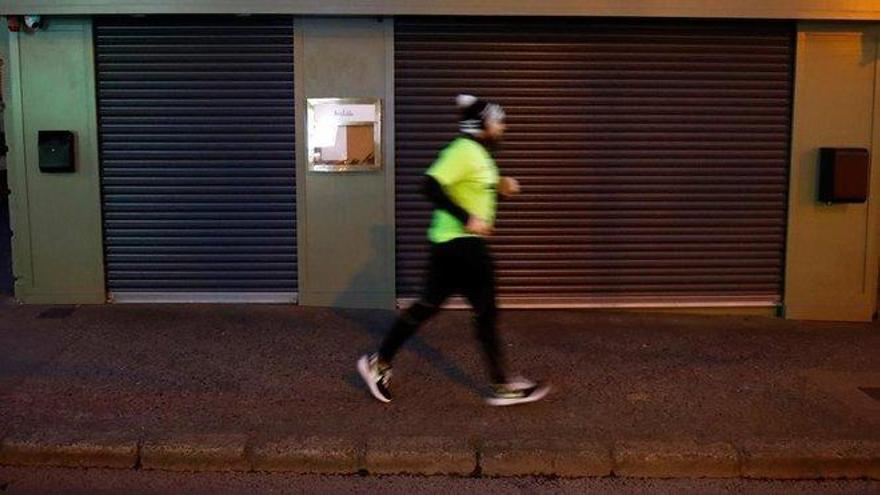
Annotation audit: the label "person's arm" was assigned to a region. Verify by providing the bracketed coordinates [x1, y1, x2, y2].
[422, 175, 492, 236]
[422, 175, 469, 224]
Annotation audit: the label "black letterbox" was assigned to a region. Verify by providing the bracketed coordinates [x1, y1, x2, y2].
[818, 147, 869, 204]
[38, 130, 75, 173]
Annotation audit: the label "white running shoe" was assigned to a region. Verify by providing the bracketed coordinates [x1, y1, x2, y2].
[357, 353, 393, 403]
[485, 376, 550, 406]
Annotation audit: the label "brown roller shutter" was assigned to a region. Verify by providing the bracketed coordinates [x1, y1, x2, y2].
[395, 18, 793, 307]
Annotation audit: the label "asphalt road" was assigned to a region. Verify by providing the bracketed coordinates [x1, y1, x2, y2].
[1, 467, 879, 495]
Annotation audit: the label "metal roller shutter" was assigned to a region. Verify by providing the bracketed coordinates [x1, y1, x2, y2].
[395, 18, 794, 307]
[95, 16, 297, 302]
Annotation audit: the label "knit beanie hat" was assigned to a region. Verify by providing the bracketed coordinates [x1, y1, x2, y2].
[457, 94, 506, 135]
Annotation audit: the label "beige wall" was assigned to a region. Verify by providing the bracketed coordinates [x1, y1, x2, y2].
[784, 23, 880, 321]
[295, 18, 396, 309]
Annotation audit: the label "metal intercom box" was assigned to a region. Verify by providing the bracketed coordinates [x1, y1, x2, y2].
[38, 130, 75, 173]
[818, 147, 869, 204]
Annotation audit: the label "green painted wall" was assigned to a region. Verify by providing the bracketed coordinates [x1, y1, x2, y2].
[784, 23, 880, 321]
[1, 34, 7, 174]
[295, 18, 395, 309]
[4, 18, 105, 304]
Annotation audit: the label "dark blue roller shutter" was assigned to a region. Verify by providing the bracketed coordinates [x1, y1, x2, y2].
[95, 16, 297, 300]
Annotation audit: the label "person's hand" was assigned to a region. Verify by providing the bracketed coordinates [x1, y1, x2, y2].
[465, 216, 493, 236]
[498, 177, 521, 198]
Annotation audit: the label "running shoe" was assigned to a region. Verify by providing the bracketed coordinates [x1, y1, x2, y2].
[357, 353, 393, 403]
[485, 376, 550, 406]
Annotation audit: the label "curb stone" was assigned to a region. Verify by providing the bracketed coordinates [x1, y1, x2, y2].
[141, 433, 249, 472]
[0, 429, 138, 469]
[739, 439, 880, 480]
[614, 440, 739, 478]
[252, 436, 361, 474]
[0, 430, 878, 479]
[481, 438, 613, 477]
[366, 436, 475, 476]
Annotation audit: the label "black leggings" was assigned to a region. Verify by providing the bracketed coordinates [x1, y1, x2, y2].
[379, 237, 507, 384]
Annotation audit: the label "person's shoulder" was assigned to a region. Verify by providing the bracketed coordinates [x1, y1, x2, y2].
[456, 136, 484, 150]
[446, 137, 485, 157]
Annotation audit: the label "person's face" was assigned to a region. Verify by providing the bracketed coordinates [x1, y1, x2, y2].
[483, 119, 507, 141]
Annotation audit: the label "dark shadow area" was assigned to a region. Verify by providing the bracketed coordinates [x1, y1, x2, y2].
[1, 182, 13, 297]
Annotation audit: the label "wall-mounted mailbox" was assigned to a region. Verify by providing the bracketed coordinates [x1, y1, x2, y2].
[38, 130, 75, 173]
[818, 147, 869, 204]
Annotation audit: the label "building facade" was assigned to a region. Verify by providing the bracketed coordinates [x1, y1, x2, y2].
[1, 1, 879, 321]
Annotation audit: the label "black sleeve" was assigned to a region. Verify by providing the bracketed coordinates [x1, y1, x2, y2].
[422, 175, 470, 224]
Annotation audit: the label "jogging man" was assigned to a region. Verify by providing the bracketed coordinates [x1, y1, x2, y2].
[358, 94, 549, 406]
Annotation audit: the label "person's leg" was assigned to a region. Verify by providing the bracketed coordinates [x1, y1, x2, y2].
[459, 239, 549, 405]
[460, 238, 507, 385]
[360, 243, 454, 403]
[377, 301, 440, 365]
[377, 243, 452, 365]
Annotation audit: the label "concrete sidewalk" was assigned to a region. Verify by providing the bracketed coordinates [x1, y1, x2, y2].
[0, 304, 878, 479]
